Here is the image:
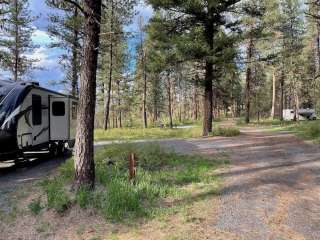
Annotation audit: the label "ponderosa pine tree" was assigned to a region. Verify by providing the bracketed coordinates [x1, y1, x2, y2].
[239, 0, 266, 124]
[0, 1, 8, 26]
[279, 0, 304, 120]
[100, 0, 136, 130]
[0, 0, 36, 81]
[46, 0, 83, 96]
[147, 0, 241, 136]
[0, 1, 9, 66]
[138, 16, 148, 128]
[72, 0, 102, 189]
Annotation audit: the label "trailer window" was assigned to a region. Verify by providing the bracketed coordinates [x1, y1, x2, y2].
[52, 101, 65, 116]
[32, 95, 42, 125]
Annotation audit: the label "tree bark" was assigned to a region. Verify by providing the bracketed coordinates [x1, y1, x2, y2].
[13, 0, 18, 81]
[271, 67, 277, 119]
[117, 79, 122, 128]
[167, 72, 173, 128]
[317, 22, 320, 73]
[104, 0, 114, 130]
[193, 77, 199, 121]
[71, 7, 79, 96]
[203, 60, 213, 136]
[142, 50, 148, 128]
[279, 70, 284, 121]
[74, 0, 101, 190]
[202, 23, 214, 136]
[245, 38, 254, 124]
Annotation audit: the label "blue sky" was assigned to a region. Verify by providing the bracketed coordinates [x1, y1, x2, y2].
[25, 0, 153, 91]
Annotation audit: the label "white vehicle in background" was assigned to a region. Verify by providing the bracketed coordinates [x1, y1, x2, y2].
[283, 109, 317, 121]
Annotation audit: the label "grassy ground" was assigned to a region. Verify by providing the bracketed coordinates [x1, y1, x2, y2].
[237, 118, 320, 143]
[38, 143, 228, 221]
[236, 118, 296, 127]
[284, 120, 320, 143]
[94, 126, 240, 141]
[95, 127, 203, 141]
[0, 143, 230, 239]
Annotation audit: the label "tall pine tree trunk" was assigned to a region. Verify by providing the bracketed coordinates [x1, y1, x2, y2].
[203, 61, 213, 136]
[71, 7, 79, 96]
[74, 0, 101, 190]
[104, 0, 114, 130]
[245, 38, 254, 124]
[13, 0, 18, 81]
[202, 23, 214, 136]
[167, 72, 173, 129]
[152, 80, 158, 125]
[279, 71, 285, 121]
[193, 76, 199, 121]
[317, 22, 320, 73]
[271, 67, 277, 119]
[117, 79, 122, 128]
[142, 51, 148, 128]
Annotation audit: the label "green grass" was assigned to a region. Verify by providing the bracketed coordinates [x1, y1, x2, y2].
[213, 127, 240, 137]
[236, 118, 296, 127]
[94, 127, 203, 141]
[94, 125, 240, 141]
[284, 120, 320, 142]
[239, 118, 320, 143]
[28, 199, 43, 215]
[40, 143, 228, 221]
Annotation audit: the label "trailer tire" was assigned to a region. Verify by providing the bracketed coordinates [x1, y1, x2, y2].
[57, 142, 66, 156]
[49, 143, 58, 157]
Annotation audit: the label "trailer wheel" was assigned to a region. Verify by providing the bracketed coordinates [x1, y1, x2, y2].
[57, 142, 66, 156]
[49, 143, 58, 157]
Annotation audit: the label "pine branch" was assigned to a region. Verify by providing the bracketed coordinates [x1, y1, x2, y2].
[62, 0, 85, 15]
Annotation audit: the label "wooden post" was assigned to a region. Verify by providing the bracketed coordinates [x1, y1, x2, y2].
[128, 153, 136, 182]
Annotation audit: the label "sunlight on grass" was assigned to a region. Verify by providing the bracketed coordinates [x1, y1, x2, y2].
[285, 120, 320, 143]
[40, 143, 229, 221]
[236, 118, 296, 127]
[94, 126, 240, 141]
[94, 127, 203, 141]
[245, 118, 320, 143]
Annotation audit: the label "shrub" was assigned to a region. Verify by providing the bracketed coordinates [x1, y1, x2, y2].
[213, 127, 240, 137]
[28, 199, 43, 215]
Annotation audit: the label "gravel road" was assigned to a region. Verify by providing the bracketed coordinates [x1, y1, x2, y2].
[1, 127, 319, 239]
[212, 128, 320, 240]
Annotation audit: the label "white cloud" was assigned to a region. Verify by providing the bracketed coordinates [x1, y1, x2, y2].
[27, 46, 60, 69]
[125, 1, 154, 32]
[32, 29, 56, 45]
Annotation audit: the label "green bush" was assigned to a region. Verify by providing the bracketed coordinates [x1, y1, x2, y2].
[213, 127, 240, 137]
[28, 199, 43, 215]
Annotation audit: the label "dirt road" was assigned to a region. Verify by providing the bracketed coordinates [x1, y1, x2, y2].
[1, 127, 320, 239]
[209, 128, 320, 240]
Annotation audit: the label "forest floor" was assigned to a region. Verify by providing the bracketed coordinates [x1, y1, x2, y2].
[0, 123, 320, 239]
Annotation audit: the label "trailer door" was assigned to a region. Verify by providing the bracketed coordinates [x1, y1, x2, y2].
[50, 97, 69, 141]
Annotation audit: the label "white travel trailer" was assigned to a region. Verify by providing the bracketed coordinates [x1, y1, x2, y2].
[283, 109, 317, 121]
[0, 80, 77, 162]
